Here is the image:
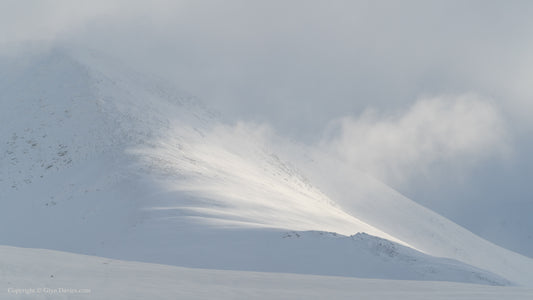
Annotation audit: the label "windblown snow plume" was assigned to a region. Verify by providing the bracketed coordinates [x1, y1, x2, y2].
[321, 95, 509, 185]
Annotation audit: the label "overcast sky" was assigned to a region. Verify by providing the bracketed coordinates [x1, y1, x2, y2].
[2, 0, 533, 255]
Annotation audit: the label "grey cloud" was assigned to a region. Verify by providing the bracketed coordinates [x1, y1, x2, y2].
[4, 0, 532, 133]
[58, 1, 533, 136]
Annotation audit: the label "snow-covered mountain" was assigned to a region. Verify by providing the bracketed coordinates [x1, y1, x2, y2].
[1, 46, 532, 288]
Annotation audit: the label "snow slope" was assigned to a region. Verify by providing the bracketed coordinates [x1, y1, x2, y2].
[281, 152, 533, 286]
[0, 46, 532, 287]
[2, 245, 532, 300]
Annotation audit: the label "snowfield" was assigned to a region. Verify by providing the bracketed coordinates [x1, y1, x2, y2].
[1, 245, 532, 300]
[1, 45, 533, 297]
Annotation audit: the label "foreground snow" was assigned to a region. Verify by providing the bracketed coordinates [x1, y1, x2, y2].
[1, 245, 532, 300]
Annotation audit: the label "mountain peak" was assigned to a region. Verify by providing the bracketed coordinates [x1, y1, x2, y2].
[0, 45, 213, 193]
